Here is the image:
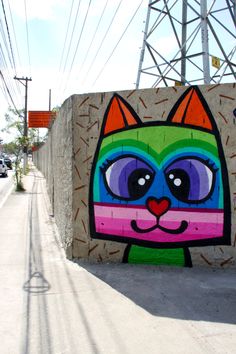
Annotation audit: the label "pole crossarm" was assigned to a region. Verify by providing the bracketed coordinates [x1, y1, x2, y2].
[14, 76, 32, 86]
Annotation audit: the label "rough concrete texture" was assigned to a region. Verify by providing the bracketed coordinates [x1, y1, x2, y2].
[0, 168, 236, 354]
[34, 84, 236, 267]
[34, 97, 74, 257]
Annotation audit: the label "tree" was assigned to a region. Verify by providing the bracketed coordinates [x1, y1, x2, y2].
[1, 107, 46, 190]
[3, 138, 26, 191]
[2, 107, 39, 145]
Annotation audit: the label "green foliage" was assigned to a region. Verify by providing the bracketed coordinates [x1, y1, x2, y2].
[14, 165, 25, 192]
[7, 138, 26, 191]
[15, 162, 25, 191]
[16, 182, 25, 192]
[1, 108, 34, 190]
[1, 106, 48, 190]
[2, 108, 24, 136]
[1, 107, 42, 148]
[52, 105, 60, 112]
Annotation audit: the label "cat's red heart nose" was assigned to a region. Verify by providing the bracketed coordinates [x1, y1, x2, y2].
[147, 197, 170, 217]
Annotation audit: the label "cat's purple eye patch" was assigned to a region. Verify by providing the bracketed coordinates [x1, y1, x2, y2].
[165, 158, 215, 203]
[104, 156, 154, 200]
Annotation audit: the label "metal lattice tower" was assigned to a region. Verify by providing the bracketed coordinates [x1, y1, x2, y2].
[136, 0, 236, 88]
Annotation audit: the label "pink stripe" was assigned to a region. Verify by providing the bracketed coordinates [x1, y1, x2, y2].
[94, 205, 223, 222]
[94, 202, 223, 213]
[94, 204, 224, 243]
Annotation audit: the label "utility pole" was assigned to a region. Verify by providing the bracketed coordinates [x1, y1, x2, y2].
[49, 89, 51, 111]
[14, 76, 32, 174]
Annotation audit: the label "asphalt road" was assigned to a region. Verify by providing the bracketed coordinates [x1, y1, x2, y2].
[0, 169, 14, 208]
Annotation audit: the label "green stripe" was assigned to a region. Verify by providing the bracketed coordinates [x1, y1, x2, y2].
[127, 245, 185, 266]
[99, 126, 218, 163]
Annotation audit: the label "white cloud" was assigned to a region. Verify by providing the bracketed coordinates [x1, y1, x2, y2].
[156, 35, 178, 57]
[10, 0, 64, 21]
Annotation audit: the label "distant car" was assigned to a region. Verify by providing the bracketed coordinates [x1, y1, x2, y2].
[4, 157, 12, 170]
[0, 159, 8, 177]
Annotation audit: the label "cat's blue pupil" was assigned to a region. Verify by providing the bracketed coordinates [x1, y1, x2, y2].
[104, 157, 154, 200]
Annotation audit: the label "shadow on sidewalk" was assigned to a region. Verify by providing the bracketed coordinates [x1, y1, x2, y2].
[21, 169, 53, 354]
[23, 271, 51, 294]
[80, 262, 236, 325]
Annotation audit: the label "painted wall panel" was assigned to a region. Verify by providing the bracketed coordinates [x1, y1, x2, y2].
[34, 84, 236, 267]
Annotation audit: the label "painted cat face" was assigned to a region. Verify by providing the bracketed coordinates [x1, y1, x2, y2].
[90, 87, 231, 248]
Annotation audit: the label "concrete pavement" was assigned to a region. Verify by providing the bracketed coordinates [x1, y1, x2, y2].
[0, 166, 235, 354]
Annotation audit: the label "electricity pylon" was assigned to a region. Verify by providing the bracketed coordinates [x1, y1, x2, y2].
[136, 0, 236, 88]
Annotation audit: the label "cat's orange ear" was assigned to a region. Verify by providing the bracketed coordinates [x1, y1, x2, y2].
[103, 94, 141, 136]
[167, 87, 214, 131]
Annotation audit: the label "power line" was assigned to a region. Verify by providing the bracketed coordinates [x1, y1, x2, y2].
[6, 0, 22, 69]
[82, 0, 124, 84]
[79, 0, 110, 72]
[0, 0, 22, 101]
[92, 0, 144, 87]
[5, 0, 22, 98]
[61, 0, 82, 76]
[1, 0, 16, 73]
[58, 0, 75, 74]
[0, 14, 14, 70]
[63, 0, 93, 94]
[24, 0, 31, 73]
[0, 38, 22, 107]
[57, 0, 82, 102]
[0, 70, 20, 114]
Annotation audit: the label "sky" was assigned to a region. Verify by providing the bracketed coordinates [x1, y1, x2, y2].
[1, 1, 147, 110]
[0, 0, 235, 142]
[0, 0, 148, 141]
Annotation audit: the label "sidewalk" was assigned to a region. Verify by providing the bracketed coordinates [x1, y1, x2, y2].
[0, 166, 235, 354]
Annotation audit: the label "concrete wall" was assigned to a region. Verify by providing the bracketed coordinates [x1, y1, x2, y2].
[34, 97, 74, 257]
[34, 84, 236, 267]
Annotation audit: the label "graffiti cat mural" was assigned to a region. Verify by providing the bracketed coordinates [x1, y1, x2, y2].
[89, 86, 231, 266]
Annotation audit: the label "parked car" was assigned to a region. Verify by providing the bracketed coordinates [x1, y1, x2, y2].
[4, 157, 12, 169]
[0, 159, 8, 177]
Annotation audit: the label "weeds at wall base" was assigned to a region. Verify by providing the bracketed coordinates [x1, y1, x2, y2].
[15, 181, 25, 192]
[14, 162, 26, 192]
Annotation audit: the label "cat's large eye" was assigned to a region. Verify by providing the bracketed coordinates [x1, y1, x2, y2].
[103, 156, 155, 200]
[165, 157, 216, 203]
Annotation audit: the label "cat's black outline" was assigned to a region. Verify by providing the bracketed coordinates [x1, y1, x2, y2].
[131, 219, 188, 234]
[89, 86, 231, 252]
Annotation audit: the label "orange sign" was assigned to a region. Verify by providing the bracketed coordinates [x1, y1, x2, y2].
[28, 111, 57, 128]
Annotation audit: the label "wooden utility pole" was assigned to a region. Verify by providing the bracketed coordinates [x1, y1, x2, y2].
[14, 76, 32, 174]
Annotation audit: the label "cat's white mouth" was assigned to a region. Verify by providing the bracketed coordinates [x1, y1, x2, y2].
[130, 219, 188, 234]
